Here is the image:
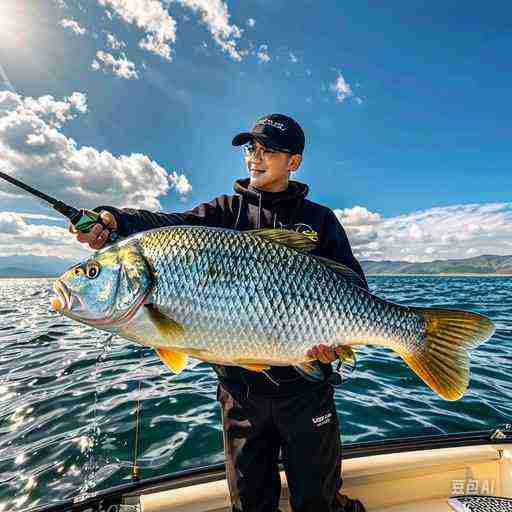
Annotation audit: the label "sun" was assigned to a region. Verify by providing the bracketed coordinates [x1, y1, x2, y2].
[0, 0, 38, 50]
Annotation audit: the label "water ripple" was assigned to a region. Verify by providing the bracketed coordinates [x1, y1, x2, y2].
[0, 276, 510, 510]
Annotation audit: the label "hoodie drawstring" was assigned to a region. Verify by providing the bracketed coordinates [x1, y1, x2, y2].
[257, 193, 262, 229]
[233, 194, 244, 230]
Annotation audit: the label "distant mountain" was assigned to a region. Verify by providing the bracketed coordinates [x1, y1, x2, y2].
[0, 255, 76, 278]
[361, 254, 512, 275]
[0, 266, 57, 278]
[2, 253, 512, 278]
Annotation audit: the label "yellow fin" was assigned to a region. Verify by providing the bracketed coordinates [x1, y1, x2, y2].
[249, 229, 317, 252]
[240, 364, 271, 372]
[156, 348, 188, 374]
[145, 304, 185, 340]
[400, 308, 494, 401]
[233, 358, 271, 372]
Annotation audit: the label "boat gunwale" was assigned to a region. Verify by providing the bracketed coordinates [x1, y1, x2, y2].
[23, 430, 512, 512]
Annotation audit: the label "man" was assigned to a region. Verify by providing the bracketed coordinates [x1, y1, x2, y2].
[70, 114, 367, 512]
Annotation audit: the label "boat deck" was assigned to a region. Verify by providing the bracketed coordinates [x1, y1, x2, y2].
[136, 444, 512, 511]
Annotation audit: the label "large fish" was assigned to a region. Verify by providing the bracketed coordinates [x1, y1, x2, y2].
[51, 226, 494, 400]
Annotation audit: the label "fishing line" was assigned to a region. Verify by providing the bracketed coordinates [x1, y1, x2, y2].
[81, 333, 114, 496]
[131, 346, 144, 482]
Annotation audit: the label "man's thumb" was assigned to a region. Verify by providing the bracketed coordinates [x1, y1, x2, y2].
[99, 211, 117, 230]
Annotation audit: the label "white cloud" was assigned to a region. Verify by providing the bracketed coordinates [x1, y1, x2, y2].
[0, 90, 191, 218]
[105, 32, 127, 50]
[0, 212, 26, 234]
[0, 91, 87, 129]
[139, 35, 172, 61]
[176, 0, 243, 61]
[0, 213, 90, 261]
[97, 0, 243, 62]
[289, 52, 298, 63]
[335, 205, 381, 226]
[60, 18, 87, 35]
[329, 72, 353, 103]
[257, 44, 270, 63]
[169, 171, 192, 195]
[92, 51, 139, 79]
[98, 0, 176, 60]
[247, 18, 256, 28]
[336, 203, 512, 261]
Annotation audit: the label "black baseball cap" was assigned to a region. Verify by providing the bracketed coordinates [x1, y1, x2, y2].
[232, 114, 305, 155]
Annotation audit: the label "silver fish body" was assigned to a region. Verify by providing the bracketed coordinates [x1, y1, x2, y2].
[52, 226, 495, 400]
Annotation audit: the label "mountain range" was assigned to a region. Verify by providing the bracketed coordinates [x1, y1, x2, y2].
[360, 254, 512, 275]
[1, 254, 511, 278]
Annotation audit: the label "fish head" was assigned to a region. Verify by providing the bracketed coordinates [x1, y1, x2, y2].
[51, 242, 154, 327]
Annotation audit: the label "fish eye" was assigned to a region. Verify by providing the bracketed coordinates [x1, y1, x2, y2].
[86, 262, 101, 279]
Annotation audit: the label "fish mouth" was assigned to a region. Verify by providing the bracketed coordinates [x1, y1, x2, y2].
[53, 280, 76, 311]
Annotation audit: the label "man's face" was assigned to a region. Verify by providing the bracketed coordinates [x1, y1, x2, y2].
[244, 140, 301, 192]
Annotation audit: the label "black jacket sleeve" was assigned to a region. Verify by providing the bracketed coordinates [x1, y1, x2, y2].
[317, 209, 369, 291]
[93, 195, 236, 237]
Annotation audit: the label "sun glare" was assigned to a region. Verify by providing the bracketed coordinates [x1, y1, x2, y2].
[0, 1, 37, 50]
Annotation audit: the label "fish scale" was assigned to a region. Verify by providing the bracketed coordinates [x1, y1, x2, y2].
[135, 226, 422, 363]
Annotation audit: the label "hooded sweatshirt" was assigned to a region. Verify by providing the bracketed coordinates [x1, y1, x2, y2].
[94, 178, 368, 397]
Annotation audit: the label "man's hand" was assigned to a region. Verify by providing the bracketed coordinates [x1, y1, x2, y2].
[306, 344, 337, 364]
[68, 210, 118, 250]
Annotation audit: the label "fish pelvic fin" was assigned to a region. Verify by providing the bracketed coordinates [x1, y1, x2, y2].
[402, 308, 495, 401]
[233, 358, 271, 372]
[156, 348, 188, 374]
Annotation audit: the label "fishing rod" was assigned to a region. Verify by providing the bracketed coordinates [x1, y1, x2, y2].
[0, 170, 118, 242]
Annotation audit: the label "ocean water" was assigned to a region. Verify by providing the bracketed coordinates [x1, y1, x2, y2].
[0, 276, 510, 511]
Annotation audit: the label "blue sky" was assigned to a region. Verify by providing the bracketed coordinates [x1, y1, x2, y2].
[0, 0, 511, 269]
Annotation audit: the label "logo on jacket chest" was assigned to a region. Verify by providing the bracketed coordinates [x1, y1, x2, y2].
[278, 222, 318, 242]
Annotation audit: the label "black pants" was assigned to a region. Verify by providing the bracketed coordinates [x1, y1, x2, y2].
[217, 383, 342, 512]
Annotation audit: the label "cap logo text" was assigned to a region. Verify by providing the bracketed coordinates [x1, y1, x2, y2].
[257, 119, 287, 131]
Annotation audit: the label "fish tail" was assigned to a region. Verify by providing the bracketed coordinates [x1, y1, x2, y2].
[400, 308, 494, 401]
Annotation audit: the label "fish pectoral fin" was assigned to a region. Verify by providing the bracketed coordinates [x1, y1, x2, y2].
[156, 348, 188, 374]
[293, 361, 325, 381]
[249, 229, 317, 252]
[145, 304, 185, 340]
[399, 307, 495, 401]
[335, 346, 356, 366]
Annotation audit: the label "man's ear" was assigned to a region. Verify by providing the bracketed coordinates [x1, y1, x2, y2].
[288, 154, 302, 172]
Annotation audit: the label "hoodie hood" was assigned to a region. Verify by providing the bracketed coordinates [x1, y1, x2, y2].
[233, 178, 309, 206]
[232, 178, 309, 230]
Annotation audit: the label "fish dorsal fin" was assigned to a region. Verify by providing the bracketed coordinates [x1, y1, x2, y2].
[313, 256, 367, 289]
[249, 228, 317, 252]
[155, 348, 188, 374]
